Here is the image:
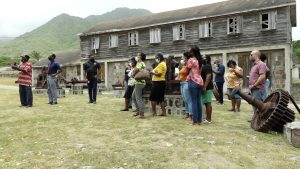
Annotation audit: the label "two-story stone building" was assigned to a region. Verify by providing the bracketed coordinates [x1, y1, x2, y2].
[79, 0, 297, 94]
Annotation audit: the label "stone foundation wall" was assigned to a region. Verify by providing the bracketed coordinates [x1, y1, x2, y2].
[291, 82, 300, 101]
[33, 88, 65, 98]
[143, 94, 185, 116]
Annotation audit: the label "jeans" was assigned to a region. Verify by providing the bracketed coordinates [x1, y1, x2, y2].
[251, 88, 265, 112]
[47, 76, 58, 103]
[88, 78, 98, 102]
[132, 84, 145, 115]
[19, 85, 33, 106]
[216, 82, 224, 104]
[188, 80, 202, 123]
[180, 81, 192, 115]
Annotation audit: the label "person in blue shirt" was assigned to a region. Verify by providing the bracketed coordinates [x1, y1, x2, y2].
[47, 54, 62, 105]
[213, 59, 225, 104]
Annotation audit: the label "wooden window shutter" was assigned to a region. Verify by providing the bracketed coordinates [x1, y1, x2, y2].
[173, 25, 179, 41]
[270, 10, 277, 29]
[199, 23, 205, 38]
[95, 37, 100, 49]
[135, 32, 139, 45]
[227, 18, 230, 34]
[204, 21, 209, 37]
[150, 29, 154, 43]
[237, 16, 243, 33]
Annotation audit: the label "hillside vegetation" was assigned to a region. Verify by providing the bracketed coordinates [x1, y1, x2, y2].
[0, 8, 151, 66]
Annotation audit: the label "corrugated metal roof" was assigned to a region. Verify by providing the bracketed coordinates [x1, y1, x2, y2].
[33, 50, 80, 67]
[82, 0, 295, 36]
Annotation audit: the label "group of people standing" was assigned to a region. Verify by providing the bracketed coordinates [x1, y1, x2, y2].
[13, 47, 270, 126]
[121, 46, 215, 125]
[121, 47, 271, 125]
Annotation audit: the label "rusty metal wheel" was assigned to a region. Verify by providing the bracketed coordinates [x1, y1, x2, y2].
[251, 90, 295, 132]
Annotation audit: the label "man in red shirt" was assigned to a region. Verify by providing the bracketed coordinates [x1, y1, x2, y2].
[12, 55, 33, 107]
[249, 50, 267, 112]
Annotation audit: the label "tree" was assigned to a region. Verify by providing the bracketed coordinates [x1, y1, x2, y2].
[293, 40, 300, 61]
[31, 50, 42, 62]
[0, 56, 13, 66]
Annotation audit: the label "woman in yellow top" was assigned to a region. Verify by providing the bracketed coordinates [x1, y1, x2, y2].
[149, 53, 167, 116]
[225, 60, 243, 112]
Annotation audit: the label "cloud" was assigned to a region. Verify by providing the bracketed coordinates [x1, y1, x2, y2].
[0, 0, 299, 40]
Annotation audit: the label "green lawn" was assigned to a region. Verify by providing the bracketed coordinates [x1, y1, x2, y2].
[0, 89, 299, 169]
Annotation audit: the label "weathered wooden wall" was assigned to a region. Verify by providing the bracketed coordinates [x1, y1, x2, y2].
[80, 7, 291, 59]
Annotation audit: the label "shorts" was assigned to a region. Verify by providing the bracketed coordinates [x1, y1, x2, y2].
[201, 89, 212, 104]
[124, 85, 134, 99]
[227, 88, 241, 99]
[149, 81, 166, 103]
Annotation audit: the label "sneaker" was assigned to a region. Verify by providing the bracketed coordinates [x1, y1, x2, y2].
[203, 119, 211, 124]
[120, 108, 129, 111]
[48, 102, 53, 104]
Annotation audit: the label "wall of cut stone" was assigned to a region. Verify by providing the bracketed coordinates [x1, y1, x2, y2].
[291, 83, 300, 101]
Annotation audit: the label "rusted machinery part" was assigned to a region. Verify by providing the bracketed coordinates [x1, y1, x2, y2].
[288, 93, 300, 114]
[251, 90, 295, 132]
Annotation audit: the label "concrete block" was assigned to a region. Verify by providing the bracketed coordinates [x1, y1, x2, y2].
[284, 122, 300, 148]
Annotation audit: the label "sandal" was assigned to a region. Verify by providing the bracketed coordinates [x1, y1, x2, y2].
[186, 116, 192, 121]
[135, 115, 144, 119]
[133, 112, 139, 117]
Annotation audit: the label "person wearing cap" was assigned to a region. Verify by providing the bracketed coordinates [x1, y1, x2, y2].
[47, 54, 62, 105]
[11, 55, 33, 107]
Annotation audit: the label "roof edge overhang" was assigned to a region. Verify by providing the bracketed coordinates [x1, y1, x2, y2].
[79, 2, 296, 37]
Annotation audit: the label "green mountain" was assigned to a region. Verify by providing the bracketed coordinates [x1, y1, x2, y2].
[0, 8, 151, 65]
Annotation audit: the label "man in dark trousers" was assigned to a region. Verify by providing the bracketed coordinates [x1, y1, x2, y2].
[84, 55, 100, 104]
[12, 55, 33, 107]
[213, 59, 225, 104]
[47, 54, 62, 105]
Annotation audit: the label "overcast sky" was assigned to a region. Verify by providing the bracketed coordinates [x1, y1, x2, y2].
[0, 0, 299, 40]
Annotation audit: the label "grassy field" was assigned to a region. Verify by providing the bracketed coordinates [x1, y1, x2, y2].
[0, 88, 300, 169]
[0, 77, 17, 86]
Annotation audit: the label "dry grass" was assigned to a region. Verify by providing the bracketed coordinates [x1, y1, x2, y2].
[0, 88, 299, 169]
[0, 77, 18, 86]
